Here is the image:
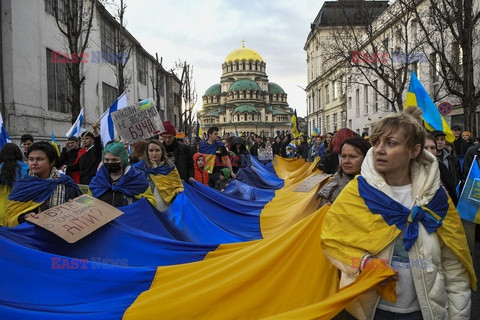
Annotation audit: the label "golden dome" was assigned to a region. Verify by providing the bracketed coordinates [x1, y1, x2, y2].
[224, 41, 263, 63]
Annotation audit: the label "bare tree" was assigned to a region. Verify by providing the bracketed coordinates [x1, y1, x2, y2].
[399, 0, 480, 135]
[327, 1, 431, 112]
[52, 0, 95, 123]
[173, 61, 197, 137]
[151, 54, 165, 118]
[100, 0, 133, 94]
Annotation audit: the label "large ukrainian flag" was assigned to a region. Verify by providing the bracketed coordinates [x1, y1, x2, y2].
[0, 156, 399, 318]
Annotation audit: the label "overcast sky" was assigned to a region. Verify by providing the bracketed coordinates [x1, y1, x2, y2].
[106, 0, 325, 117]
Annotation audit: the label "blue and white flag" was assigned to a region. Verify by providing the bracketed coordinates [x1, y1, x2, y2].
[65, 108, 84, 138]
[0, 112, 11, 148]
[457, 155, 480, 223]
[100, 91, 127, 147]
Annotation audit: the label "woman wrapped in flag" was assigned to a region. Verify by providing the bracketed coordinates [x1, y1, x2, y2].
[89, 141, 155, 208]
[321, 108, 475, 320]
[3, 142, 82, 227]
[132, 139, 183, 211]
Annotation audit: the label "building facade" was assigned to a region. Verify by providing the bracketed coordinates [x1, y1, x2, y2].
[304, 0, 388, 136]
[306, 0, 480, 136]
[0, 0, 182, 144]
[199, 44, 292, 138]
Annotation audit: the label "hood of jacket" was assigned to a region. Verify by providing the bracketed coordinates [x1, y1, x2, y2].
[361, 148, 440, 206]
[220, 168, 231, 181]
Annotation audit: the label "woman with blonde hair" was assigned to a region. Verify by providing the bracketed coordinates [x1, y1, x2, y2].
[132, 139, 183, 211]
[321, 108, 475, 319]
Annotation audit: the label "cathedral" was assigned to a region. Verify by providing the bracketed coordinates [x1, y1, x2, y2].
[198, 42, 293, 138]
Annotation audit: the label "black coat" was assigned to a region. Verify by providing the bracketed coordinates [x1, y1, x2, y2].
[59, 147, 79, 177]
[163, 140, 193, 181]
[317, 152, 339, 174]
[78, 135, 103, 185]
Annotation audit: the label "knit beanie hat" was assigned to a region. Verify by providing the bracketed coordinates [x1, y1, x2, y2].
[220, 168, 231, 181]
[103, 141, 129, 167]
[161, 121, 177, 136]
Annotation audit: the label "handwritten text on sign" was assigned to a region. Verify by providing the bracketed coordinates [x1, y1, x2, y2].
[111, 99, 164, 143]
[25, 195, 123, 243]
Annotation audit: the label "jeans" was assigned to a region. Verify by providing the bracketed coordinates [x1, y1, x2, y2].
[374, 308, 423, 320]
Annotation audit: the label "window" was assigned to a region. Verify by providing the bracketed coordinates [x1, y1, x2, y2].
[373, 80, 379, 112]
[46, 48, 69, 113]
[454, 43, 463, 70]
[312, 92, 315, 112]
[341, 111, 347, 128]
[326, 115, 330, 132]
[137, 52, 147, 85]
[348, 97, 352, 109]
[364, 84, 369, 114]
[101, 16, 116, 65]
[45, 0, 66, 23]
[325, 84, 330, 103]
[333, 113, 338, 131]
[266, 115, 268, 121]
[102, 82, 118, 112]
[411, 19, 418, 43]
[333, 81, 337, 100]
[348, 119, 352, 129]
[356, 88, 360, 117]
[318, 88, 322, 110]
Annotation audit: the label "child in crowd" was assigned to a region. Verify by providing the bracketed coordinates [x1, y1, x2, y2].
[192, 153, 209, 186]
[215, 168, 231, 191]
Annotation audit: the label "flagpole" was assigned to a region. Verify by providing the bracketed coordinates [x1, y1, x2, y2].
[85, 91, 127, 133]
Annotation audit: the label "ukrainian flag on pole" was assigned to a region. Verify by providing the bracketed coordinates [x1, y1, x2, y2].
[457, 155, 480, 223]
[291, 109, 300, 139]
[404, 71, 454, 142]
[50, 132, 60, 157]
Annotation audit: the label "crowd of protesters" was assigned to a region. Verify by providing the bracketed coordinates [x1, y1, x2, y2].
[0, 107, 478, 318]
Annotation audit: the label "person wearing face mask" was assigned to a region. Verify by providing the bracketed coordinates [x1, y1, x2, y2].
[3, 142, 82, 227]
[89, 141, 155, 208]
[132, 139, 183, 211]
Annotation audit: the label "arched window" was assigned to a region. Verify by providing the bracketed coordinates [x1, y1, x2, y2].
[237, 114, 240, 121]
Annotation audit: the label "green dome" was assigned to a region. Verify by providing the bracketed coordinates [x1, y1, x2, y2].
[268, 82, 285, 94]
[204, 83, 221, 96]
[229, 79, 261, 92]
[232, 104, 260, 114]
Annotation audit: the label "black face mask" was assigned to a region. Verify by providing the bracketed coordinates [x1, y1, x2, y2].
[104, 162, 123, 173]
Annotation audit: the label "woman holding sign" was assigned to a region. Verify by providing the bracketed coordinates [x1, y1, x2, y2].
[132, 139, 183, 211]
[3, 142, 82, 227]
[89, 141, 155, 208]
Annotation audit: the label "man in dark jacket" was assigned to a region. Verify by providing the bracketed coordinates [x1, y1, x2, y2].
[160, 121, 193, 181]
[78, 124, 103, 185]
[59, 136, 80, 183]
[452, 125, 470, 157]
[432, 130, 462, 187]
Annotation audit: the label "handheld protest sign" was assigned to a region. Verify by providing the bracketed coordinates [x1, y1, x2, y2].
[258, 147, 274, 160]
[25, 195, 123, 243]
[111, 97, 165, 144]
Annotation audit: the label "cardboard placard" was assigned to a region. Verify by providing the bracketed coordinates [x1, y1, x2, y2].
[25, 195, 123, 243]
[111, 98, 164, 144]
[294, 173, 332, 192]
[258, 147, 273, 160]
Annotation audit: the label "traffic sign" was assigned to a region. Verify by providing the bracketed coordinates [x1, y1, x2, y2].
[438, 102, 453, 115]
